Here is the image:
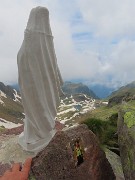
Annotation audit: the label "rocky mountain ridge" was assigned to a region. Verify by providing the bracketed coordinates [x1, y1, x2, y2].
[0, 82, 21, 102]
[62, 81, 99, 99]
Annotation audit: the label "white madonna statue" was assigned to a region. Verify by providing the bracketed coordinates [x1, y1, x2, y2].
[17, 6, 63, 153]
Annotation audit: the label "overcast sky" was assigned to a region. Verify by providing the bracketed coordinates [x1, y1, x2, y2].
[0, 0, 135, 88]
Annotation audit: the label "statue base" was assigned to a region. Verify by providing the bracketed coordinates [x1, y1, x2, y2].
[18, 129, 56, 154]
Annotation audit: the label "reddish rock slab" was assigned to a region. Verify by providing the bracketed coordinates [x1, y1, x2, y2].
[55, 120, 65, 131]
[0, 125, 24, 136]
[31, 124, 115, 180]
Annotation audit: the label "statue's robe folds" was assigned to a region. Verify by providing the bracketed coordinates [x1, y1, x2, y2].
[17, 7, 63, 153]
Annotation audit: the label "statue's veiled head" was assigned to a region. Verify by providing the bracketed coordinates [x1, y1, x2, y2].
[26, 6, 52, 35]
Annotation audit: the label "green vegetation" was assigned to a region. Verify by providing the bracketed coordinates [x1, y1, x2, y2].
[89, 105, 119, 120]
[120, 101, 135, 128]
[80, 99, 135, 155]
[110, 87, 135, 99]
[58, 106, 71, 112]
[76, 103, 119, 124]
[79, 102, 119, 150]
[82, 113, 118, 148]
[0, 126, 5, 133]
[28, 175, 36, 180]
[127, 149, 135, 171]
[105, 148, 124, 176]
[108, 80, 135, 99]
[124, 111, 135, 128]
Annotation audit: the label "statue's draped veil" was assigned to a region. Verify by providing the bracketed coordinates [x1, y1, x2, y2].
[17, 7, 63, 153]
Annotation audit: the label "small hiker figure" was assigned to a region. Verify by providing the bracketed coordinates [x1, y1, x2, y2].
[73, 138, 84, 166]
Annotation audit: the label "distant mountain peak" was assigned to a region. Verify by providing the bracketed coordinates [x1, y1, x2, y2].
[62, 82, 99, 99]
[108, 80, 135, 106]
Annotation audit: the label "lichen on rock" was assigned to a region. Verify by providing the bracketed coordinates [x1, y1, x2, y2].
[105, 148, 124, 180]
[124, 111, 135, 128]
[118, 109, 135, 179]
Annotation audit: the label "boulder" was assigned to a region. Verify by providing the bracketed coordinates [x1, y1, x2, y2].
[105, 148, 125, 180]
[31, 124, 115, 180]
[118, 109, 135, 180]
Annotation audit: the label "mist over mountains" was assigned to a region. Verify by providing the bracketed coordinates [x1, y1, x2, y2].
[12, 81, 115, 99]
[62, 82, 99, 99]
[11, 81, 99, 99]
[10, 81, 133, 99]
[89, 84, 116, 99]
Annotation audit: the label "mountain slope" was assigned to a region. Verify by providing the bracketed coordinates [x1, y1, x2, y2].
[89, 84, 115, 99]
[108, 81, 135, 106]
[62, 82, 99, 99]
[57, 93, 96, 127]
[0, 82, 24, 126]
[0, 82, 98, 130]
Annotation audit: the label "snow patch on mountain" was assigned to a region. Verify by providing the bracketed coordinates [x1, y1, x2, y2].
[102, 101, 108, 105]
[57, 107, 76, 116]
[0, 99, 4, 105]
[57, 94, 96, 127]
[0, 118, 22, 129]
[0, 91, 7, 98]
[0, 91, 7, 105]
[13, 89, 21, 102]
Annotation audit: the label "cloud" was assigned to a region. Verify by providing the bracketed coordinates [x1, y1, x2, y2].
[109, 40, 135, 85]
[0, 0, 37, 84]
[77, 0, 135, 38]
[0, 0, 135, 89]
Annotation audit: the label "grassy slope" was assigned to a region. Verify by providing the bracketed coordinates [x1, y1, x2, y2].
[0, 97, 24, 124]
[79, 100, 135, 122]
[109, 86, 135, 99]
[75, 104, 119, 125]
[80, 100, 135, 151]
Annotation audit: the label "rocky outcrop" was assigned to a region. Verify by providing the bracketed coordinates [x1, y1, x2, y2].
[118, 109, 135, 180]
[31, 124, 115, 180]
[105, 148, 125, 180]
[0, 82, 20, 100]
